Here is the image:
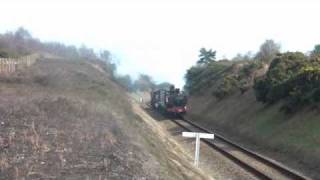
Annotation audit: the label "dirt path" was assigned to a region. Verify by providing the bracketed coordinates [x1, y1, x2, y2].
[132, 102, 258, 180]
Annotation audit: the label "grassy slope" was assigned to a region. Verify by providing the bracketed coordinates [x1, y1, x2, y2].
[0, 57, 208, 179]
[187, 89, 320, 177]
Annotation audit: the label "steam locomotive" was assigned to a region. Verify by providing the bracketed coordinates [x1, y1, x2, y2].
[150, 85, 187, 115]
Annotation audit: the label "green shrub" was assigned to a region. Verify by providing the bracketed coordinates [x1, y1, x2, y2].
[186, 58, 265, 98]
[253, 78, 270, 102]
[184, 62, 229, 94]
[254, 52, 320, 112]
[213, 75, 239, 99]
[0, 50, 9, 58]
[239, 61, 263, 78]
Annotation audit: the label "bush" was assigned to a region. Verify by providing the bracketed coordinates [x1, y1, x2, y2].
[185, 58, 266, 98]
[184, 62, 228, 94]
[213, 75, 239, 99]
[239, 61, 263, 78]
[253, 78, 269, 102]
[0, 50, 9, 58]
[254, 52, 320, 112]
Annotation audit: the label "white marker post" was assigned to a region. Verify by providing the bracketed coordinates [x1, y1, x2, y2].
[182, 132, 214, 167]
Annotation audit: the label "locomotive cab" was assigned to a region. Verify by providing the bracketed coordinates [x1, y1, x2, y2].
[151, 85, 187, 116]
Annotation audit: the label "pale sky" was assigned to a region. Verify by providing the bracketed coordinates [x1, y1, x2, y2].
[0, 0, 319, 88]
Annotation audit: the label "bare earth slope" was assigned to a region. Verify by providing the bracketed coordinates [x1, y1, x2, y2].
[187, 89, 320, 178]
[0, 57, 209, 180]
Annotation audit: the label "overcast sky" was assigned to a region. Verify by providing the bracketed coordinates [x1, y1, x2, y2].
[0, 0, 319, 88]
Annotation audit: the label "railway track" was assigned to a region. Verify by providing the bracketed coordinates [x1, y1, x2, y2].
[170, 116, 310, 180]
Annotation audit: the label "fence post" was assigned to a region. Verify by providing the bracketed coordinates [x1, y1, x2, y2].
[0, 54, 38, 75]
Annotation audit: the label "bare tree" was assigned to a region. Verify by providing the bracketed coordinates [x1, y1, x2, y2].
[255, 39, 280, 63]
[14, 27, 32, 40]
[232, 51, 254, 61]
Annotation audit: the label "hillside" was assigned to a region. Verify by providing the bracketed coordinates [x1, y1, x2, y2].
[0, 56, 209, 179]
[185, 54, 320, 178]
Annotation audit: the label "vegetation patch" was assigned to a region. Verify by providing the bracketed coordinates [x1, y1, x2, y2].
[254, 52, 320, 112]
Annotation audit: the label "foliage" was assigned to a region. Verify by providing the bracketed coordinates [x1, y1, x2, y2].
[0, 49, 9, 58]
[281, 66, 320, 112]
[184, 65, 206, 93]
[313, 44, 320, 54]
[197, 48, 216, 65]
[253, 52, 320, 112]
[253, 78, 270, 102]
[239, 61, 263, 78]
[253, 52, 306, 102]
[115, 74, 133, 91]
[232, 51, 254, 61]
[212, 61, 263, 98]
[185, 52, 265, 98]
[98, 50, 117, 78]
[255, 39, 280, 63]
[132, 74, 155, 91]
[184, 61, 229, 94]
[187, 43, 320, 113]
[213, 75, 239, 99]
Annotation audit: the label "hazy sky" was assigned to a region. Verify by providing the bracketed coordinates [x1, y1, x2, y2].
[0, 0, 319, 88]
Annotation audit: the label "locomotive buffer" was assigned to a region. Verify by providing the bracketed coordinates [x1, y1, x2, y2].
[182, 132, 214, 167]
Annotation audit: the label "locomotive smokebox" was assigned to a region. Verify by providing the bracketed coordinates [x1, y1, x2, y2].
[150, 86, 187, 116]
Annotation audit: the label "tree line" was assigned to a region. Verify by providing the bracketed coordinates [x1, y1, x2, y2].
[185, 40, 320, 112]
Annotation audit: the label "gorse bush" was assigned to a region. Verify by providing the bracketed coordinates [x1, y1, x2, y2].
[253, 52, 320, 112]
[239, 61, 263, 78]
[282, 66, 320, 111]
[185, 56, 266, 98]
[185, 52, 266, 98]
[253, 52, 306, 103]
[186, 42, 320, 112]
[185, 41, 277, 98]
[213, 75, 239, 99]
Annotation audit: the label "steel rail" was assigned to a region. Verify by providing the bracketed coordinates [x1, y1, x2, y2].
[171, 116, 309, 180]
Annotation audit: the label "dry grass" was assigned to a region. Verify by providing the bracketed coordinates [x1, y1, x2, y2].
[0, 57, 183, 179]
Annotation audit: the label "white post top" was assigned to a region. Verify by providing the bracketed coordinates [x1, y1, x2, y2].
[182, 131, 214, 167]
[182, 132, 214, 139]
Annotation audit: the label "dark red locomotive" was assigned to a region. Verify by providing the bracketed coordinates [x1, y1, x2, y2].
[150, 85, 187, 115]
